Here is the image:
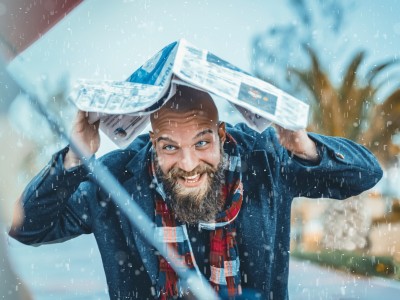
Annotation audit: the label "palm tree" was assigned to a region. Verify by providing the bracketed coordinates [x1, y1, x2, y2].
[290, 46, 400, 166]
[289, 47, 400, 251]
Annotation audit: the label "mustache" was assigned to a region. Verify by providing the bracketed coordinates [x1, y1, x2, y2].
[165, 163, 218, 180]
[155, 158, 226, 224]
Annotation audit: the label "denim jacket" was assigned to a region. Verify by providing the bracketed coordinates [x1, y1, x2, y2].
[10, 123, 383, 300]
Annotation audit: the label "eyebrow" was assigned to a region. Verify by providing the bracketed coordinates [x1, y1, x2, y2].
[193, 129, 214, 140]
[156, 129, 214, 143]
[156, 136, 176, 143]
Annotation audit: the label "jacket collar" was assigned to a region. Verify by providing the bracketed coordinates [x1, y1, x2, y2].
[119, 125, 256, 285]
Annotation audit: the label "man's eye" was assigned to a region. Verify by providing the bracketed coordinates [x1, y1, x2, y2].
[163, 145, 176, 151]
[195, 141, 208, 148]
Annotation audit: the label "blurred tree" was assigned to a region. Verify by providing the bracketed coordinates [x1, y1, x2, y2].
[251, 0, 400, 253]
[252, 0, 400, 165]
[290, 47, 400, 166]
[252, 0, 354, 89]
[291, 46, 400, 252]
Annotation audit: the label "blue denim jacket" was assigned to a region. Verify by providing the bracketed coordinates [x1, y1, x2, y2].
[10, 123, 383, 300]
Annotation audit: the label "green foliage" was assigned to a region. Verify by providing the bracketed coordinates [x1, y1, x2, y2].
[291, 250, 399, 279]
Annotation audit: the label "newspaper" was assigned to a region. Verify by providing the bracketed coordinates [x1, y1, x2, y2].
[69, 39, 309, 148]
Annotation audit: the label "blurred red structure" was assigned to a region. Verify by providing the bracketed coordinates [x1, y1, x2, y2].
[0, 0, 82, 61]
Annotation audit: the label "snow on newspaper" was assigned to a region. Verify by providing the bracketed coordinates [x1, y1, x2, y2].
[69, 39, 309, 148]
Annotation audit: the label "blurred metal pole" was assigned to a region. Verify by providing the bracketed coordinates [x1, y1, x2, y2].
[0, 57, 21, 113]
[2, 64, 218, 300]
[0, 58, 32, 300]
[0, 3, 216, 299]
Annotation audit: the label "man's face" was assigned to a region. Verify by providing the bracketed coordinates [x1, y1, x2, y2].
[150, 93, 226, 223]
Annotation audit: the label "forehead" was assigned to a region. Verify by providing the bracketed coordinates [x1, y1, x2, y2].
[152, 109, 218, 137]
[151, 92, 219, 136]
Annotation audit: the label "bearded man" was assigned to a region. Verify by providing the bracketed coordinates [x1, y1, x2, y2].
[10, 86, 382, 299]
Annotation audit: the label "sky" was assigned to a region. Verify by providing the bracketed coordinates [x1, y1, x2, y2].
[8, 0, 280, 86]
[5, 0, 400, 157]
[7, 0, 400, 82]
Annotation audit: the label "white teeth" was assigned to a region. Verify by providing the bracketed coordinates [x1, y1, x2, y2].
[184, 174, 201, 182]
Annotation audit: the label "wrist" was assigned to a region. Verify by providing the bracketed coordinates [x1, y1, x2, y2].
[293, 140, 319, 162]
[64, 149, 82, 169]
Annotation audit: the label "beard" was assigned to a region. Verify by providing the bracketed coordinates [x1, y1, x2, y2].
[155, 158, 226, 225]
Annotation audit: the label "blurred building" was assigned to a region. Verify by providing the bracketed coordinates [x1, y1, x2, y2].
[291, 186, 400, 260]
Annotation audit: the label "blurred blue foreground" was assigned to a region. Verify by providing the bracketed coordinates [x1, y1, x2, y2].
[7, 235, 400, 300]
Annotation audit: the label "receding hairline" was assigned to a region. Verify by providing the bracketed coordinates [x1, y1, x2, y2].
[150, 86, 219, 125]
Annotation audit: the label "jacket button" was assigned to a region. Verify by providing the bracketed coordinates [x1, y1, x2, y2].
[335, 152, 345, 159]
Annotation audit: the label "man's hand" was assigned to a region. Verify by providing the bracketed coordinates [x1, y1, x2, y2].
[276, 126, 319, 162]
[64, 110, 100, 169]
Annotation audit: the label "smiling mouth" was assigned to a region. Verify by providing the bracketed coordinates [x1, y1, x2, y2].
[178, 173, 206, 187]
[183, 174, 201, 183]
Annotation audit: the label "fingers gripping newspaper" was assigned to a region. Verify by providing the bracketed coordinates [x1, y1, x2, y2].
[69, 39, 309, 148]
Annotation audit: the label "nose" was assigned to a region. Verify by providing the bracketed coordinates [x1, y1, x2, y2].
[177, 147, 199, 172]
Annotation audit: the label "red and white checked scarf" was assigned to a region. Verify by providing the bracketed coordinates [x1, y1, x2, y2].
[150, 133, 243, 299]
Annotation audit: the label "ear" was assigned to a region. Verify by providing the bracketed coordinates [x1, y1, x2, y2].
[149, 131, 156, 148]
[218, 122, 226, 144]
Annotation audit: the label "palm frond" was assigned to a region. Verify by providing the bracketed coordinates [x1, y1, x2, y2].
[366, 58, 400, 84]
[304, 46, 344, 136]
[339, 51, 365, 102]
[290, 67, 326, 132]
[361, 88, 400, 166]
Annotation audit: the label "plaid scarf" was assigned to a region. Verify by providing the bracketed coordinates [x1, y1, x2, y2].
[150, 133, 243, 299]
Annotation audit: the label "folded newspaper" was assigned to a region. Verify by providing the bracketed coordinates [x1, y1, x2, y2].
[69, 39, 309, 148]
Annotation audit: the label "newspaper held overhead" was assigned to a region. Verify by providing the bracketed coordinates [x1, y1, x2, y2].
[69, 39, 309, 148]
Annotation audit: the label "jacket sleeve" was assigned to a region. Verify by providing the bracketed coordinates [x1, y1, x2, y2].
[279, 132, 383, 200]
[9, 133, 150, 246]
[8, 147, 95, 245]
